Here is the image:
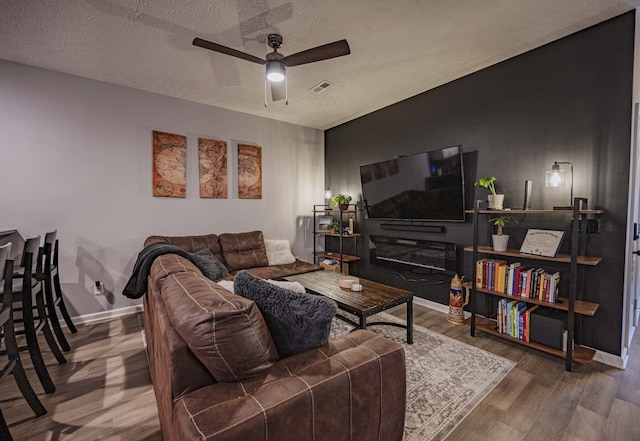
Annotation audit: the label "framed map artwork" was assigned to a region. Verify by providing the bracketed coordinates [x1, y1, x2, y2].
[152, 130, 186, 198]
[238, 144, 262, 199]
[198, 137, 228, 198]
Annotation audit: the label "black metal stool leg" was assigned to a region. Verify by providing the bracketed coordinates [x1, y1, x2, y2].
[43, 242, 70, 351]
[0, 251, 47, 441]
[33, 281, 66, 365]
[0, 409, 14, 441]
[52, 240, 77, 334]
[21, 279, 57, 394]
[9, 352, 47, 416]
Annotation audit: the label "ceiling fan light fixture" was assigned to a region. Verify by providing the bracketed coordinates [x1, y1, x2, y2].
[193, 34, 350, 103]
[266, 60, 286, 82]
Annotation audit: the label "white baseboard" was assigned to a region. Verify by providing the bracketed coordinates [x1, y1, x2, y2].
[413, 296, 471, 318]
[593, 347, 628, 369]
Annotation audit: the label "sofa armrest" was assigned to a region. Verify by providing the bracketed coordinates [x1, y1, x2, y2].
[173, 330, 406, 441]
[144, 283, 216, 438]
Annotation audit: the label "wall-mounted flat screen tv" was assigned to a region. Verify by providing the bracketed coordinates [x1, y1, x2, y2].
[359, 145, 465, 221]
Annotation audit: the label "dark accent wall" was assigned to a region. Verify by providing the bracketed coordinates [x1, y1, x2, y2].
[325, 12, 634, 355]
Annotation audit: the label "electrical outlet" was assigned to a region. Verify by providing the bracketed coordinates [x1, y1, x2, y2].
[93, 281, 104, 295]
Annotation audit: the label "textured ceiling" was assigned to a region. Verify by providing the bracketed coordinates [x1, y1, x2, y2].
[0, 0, 635, 130]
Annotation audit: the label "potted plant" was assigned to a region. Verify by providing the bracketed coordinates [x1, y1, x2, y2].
[327, 220, 342, 234]
[331, 194, 352, 211]
[474, 176, 504, 209]
[489, 215, 514, 251]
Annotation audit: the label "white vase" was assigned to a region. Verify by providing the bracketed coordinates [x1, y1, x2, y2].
[487, 194, 504, 209]
[492, 234, 509, 252]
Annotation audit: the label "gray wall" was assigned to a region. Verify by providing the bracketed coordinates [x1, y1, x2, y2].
[325, 12, 634, 355]
[0, 60, 324, 320]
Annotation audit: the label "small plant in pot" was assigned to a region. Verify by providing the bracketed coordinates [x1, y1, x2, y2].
[327, 220, 342, 234]
[489, 215, 515, 251]
[474, 176, 504, 209]
[331, 194, 352, 211]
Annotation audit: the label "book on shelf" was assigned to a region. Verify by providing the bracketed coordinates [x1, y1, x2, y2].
[476, 259, 484, 288]
[515, 302, 527, 339]
[506, 262, 520, 295]
[496, 263, 507, 293]
[496, 299, 535, 342]
[525, 305, 538, 342]
[475, 259, 561, 304]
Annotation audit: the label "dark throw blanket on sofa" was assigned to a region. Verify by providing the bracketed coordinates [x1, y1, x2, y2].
[123, 243, 196, 299]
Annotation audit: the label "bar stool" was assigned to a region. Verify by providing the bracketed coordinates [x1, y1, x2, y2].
[43, 231, 77, 337]
[12, 237, 65, 394]
[0, 243, 47, 441]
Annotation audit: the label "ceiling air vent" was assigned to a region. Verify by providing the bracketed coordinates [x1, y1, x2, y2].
[310, 81, 332, 94]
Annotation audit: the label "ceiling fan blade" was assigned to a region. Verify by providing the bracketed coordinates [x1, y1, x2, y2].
[271, 80, 286, 102]
[192, 37, 266, 65]
[282, 40, 350, 67]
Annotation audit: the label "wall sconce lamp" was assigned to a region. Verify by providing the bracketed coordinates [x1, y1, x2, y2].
[545, 161, 573, 209]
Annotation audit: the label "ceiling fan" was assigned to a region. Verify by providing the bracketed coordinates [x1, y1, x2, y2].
[193, 34, 350, 105]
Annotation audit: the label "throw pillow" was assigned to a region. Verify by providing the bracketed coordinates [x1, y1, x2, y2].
[189, 248, 229, 280]
[234, 271, 337, 358]
[265, 279, 306, 293]
[162, 271, 279, 382]
[264, 239, 296, 265]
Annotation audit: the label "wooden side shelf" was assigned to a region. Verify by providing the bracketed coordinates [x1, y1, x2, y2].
[464, 282, 599, 316]
[467, 198, 602, 371]
[315, 251, 361, 262]
[467, 316, 596, 364]
[312, 204, 361, 274]
[464, 246, 602, 266]
[315, 231, 361, 237]
[465, 208, 604, 215]
[313, 208, 361, 214]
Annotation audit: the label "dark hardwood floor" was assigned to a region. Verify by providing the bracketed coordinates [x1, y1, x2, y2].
[2, 305, 639, 440]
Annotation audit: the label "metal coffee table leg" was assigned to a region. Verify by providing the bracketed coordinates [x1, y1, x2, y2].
[406, 299, 413, 344]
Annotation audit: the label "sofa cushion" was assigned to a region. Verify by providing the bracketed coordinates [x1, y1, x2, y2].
[234, 260, 324, 279]
[234, 271, 337, 358]
[219, 231, 269, 272]
[264, 239, 296, 265]
[145, 233, 224, 264]
[161, 271, 278, 382]
[189, 248, 229, 280]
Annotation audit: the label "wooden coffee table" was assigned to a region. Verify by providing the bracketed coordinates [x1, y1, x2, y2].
[285, 271, 414, 344]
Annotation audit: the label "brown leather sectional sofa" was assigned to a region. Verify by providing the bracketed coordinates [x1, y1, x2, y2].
[142, 231, 407, 440]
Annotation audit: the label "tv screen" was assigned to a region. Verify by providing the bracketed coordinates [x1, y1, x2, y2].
[359, 145, 465, 221]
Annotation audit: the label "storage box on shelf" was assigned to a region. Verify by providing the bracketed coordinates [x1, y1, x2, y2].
[465, 197, 603, 371]
[313, 204, 361, 274]
[320, 261, 349, 274]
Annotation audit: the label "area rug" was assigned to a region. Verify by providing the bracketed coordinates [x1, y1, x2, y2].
[330, 313, 516, 441]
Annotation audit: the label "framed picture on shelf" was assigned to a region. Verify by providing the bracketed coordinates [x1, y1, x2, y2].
[520, 229, 565, 257]
[318, 215, 332, 231]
